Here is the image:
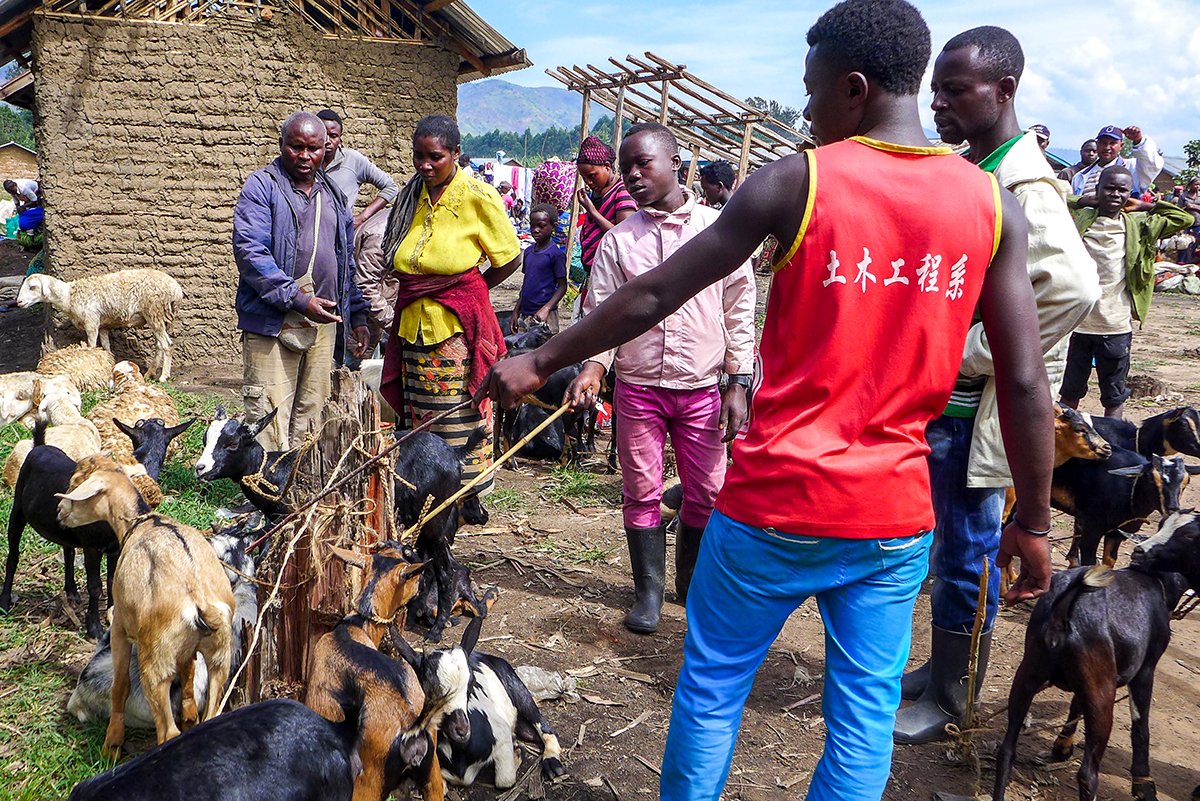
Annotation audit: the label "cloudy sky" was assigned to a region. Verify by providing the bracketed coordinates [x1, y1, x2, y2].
[467, 0, 1200, 156]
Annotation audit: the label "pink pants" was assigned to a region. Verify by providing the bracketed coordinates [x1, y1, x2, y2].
[615, 380, 727, 529]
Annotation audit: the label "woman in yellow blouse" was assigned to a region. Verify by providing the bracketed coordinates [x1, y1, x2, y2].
[378, 115, 522, 493]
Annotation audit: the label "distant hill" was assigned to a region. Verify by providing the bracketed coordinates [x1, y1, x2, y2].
[458, 79, 606, 137]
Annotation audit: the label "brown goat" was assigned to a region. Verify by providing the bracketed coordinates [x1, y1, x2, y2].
[306, 542, 444, 801]
[1003, 404, 1112, 520]
[56, 455, 234, 757]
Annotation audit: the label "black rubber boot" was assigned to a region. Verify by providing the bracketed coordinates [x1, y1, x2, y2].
[674, 521, 705, 604]
[893, 627, 991, 745]
[900, 659, 930, 701]
[624, 526, 666, 634]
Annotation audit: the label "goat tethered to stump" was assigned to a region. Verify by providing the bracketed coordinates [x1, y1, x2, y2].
[239, 368, 400, 704]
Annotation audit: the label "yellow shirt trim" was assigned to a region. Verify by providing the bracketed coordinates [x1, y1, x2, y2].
[392, 167, 520, 345]
[773, 149, 818, 273]
[850, 135, 955, 156]
[988, 173, 1003, 259]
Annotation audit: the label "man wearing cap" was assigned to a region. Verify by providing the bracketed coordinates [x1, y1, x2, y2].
[1071, 125, 1163, 198]
[1029, 123, 1050, 153]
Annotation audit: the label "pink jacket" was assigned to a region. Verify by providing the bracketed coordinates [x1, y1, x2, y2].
[584, 190, 756, 389]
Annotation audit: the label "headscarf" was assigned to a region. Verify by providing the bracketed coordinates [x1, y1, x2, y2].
[577, 135, 616, 167]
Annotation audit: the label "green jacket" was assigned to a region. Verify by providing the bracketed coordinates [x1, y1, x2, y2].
[1068, 199, 1193, 325]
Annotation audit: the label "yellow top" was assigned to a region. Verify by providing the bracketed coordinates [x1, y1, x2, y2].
[393, 167, 522, 345]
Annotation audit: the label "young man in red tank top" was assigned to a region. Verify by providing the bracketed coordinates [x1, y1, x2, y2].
[484, 1, 1055, 799]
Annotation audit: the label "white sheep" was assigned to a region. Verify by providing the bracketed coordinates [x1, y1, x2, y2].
[0, 371, 80, 427]
[37, 344, 116, 392]
[87, 361, 181, 467]
[2, 391, 103, 487]
[17, 269, 183, 381]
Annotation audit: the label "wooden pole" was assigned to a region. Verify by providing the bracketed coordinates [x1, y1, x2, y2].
[659, 79, 670, 125]
[685, 143, 700, 190]
[565, 88, 591, 274]
[737, 122, 754, 184]
[612, 85, 626, 157]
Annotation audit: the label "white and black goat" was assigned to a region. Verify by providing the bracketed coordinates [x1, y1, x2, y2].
[195, 405, 298, 518]
[422, 607, 564, 789]
[993, 511, 1200, 801]
[66, 515, 261, 729]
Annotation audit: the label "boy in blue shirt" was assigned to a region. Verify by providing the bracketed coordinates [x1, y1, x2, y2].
[511, 203, 568, 334]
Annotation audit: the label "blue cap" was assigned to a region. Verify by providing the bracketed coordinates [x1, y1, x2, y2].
[1096, 125, 1124, 141]
[1029, 124, 1050, 141]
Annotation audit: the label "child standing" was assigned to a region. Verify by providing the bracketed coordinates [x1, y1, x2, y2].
[511, 203, 567, 334]
[1060, 165, 1192, 419]
[568, 122, 756, 635]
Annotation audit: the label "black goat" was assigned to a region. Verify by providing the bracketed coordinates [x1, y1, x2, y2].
[505, 404, 567, 461]
[68, 696, 363, 801]
[435, 610, 564, 789]
[1088, 406, 1200, 459]
[993, 511, 1200, 801]
[503, 323, 552, 352]
[194, 406, 299, 517]
[393, 428, 489, 640]
[1, 417, 192, 639]
[1052, 450, 1200, 566]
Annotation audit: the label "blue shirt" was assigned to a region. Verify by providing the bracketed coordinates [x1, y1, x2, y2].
[519, 242, 566, 315]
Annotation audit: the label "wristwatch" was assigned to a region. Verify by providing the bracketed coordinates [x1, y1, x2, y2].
[727, 374, 752, 390]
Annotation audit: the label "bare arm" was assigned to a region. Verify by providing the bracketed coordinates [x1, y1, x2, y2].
[486, 154, 807, 407]
[984, 188, 1055, 603]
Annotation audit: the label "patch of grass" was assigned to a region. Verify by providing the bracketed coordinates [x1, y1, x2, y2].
[539, 465, 621, 506]
[484, 487, 528, 514]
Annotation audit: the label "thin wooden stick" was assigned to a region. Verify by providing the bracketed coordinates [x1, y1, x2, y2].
[245, 399, 471, 552]
[400, 402, 571, 541]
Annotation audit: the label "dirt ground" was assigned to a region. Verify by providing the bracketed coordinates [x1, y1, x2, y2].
[10, 267, 1200, 800]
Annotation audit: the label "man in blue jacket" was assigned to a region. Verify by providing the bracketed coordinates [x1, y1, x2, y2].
[233, 111, 370, 450]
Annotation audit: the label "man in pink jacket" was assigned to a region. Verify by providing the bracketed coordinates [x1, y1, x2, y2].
[568, 122, 756, 634]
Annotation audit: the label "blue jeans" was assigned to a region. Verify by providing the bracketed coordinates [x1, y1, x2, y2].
[926, 414, 1004, 633]
[660, 511, 932, 801]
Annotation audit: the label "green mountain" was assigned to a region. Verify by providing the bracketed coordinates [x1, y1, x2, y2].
[457, 79, 605, 137]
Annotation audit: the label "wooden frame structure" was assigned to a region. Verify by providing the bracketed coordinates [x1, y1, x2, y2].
[551, 52, 813, 259]
[0, 0, 527, 82]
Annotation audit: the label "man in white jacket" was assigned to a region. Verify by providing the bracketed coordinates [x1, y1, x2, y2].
[1071, 124, 1163, 199]
[894, 25, 1101, 744]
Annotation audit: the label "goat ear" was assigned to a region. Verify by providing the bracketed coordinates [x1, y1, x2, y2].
[56, 475, 107, 502]
[459, 612, 484, 655]
[402, 560, 427, 578]
[166, 417, 197, 440]
[1108, 465, 1146, 477]
[328, 545, 366, 570]
[1186, 466, 1200, 475]
[246, 408, 277, 437]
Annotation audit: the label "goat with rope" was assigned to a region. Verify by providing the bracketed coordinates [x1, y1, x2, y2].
[994, 511, 1200, 801]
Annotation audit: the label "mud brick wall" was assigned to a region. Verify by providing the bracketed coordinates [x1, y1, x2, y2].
[31, 13, 458, 368]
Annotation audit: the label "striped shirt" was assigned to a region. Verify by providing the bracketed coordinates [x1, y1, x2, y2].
[944, 374, 987, 418]
[579, 181, 638, 273]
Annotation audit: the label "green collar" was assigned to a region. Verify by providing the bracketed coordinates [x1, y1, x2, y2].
[975, 133, 1025, 174]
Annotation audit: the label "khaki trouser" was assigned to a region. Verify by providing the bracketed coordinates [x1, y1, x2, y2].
[242, 324, 336, 451]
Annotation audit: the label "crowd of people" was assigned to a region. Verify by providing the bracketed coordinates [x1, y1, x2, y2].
[226, 1, 1197, 796]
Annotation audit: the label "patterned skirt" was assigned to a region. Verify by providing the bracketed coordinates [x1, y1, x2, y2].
[399, 333, 494, 494]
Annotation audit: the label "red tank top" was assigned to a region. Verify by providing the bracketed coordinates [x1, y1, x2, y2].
[718, 137, 1001, 538]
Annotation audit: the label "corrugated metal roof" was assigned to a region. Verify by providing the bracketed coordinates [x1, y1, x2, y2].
[437, 1, 530, 82]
